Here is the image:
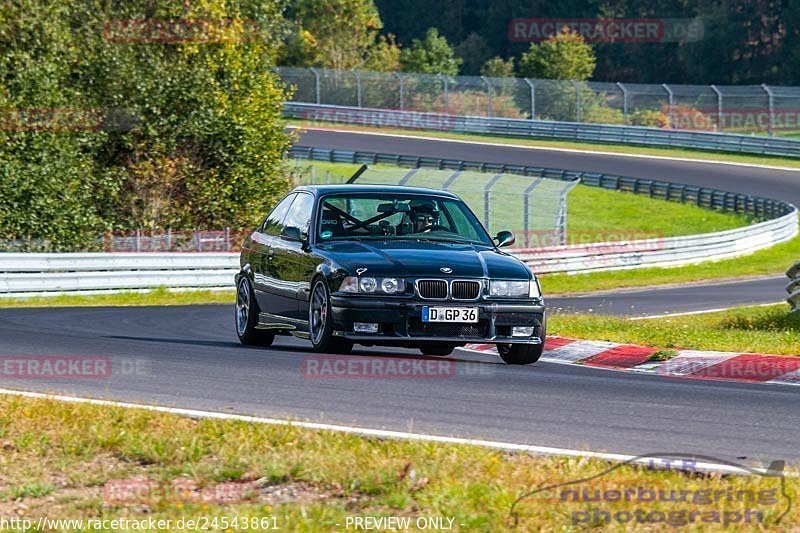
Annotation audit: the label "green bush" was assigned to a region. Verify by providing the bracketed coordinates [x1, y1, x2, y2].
[0, 1, 292, 250]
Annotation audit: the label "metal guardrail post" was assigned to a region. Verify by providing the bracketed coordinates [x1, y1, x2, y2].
[617, 82, 629, 124]
[353, 70, 362, 108]
[571, 81, 582, 122]
[762, 84, 775, 137]
[309, 67, 321, 105]
[438, 74, 449, 112]
[662, 84, 674, 128]
[524, 78, 536, 120]
[481, 76, 493, 117]
[483, 173, 504, 232]
[710, 84, 723, 132]
[393, 72, 405, 111]
[523, 177, 545, 247]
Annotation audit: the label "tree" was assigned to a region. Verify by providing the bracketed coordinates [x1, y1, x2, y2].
[519, 30, 596, 80]
[364, 34, 402, 71]
[455, 33, 490, 75]
[286, 0, 384, 70]
[400, 27, 461, 74]
[480, 56, 515, 78]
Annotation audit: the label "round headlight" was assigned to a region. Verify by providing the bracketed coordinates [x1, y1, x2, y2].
[381, 277, 400, 293]
[359, 277, 377, 292]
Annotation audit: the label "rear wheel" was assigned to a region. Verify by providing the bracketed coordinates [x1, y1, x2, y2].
[235, 276, 275, 346]
[419, 344, 456, 356]
[497, 343, 543, 365]
[309, 278, 353, 354]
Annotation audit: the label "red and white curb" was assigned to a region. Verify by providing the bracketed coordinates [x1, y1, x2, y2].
[464, 337, 800, 386]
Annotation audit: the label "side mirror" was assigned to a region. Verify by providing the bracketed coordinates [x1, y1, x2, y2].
[281, 226, 307, 243]
[494, 230, 515, 248]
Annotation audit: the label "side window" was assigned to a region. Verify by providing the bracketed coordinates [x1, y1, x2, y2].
[261, 194, 296, 236]
[283, 193, 315, 235]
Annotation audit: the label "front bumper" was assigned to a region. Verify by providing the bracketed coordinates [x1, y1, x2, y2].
[330, 295, 545, 346]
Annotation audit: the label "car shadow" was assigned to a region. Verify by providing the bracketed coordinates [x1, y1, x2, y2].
[104, 335, 503, 365]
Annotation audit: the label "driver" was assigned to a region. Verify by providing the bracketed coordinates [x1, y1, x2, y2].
[409, 199, 440, 233]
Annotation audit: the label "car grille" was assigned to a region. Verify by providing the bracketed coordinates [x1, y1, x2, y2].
[408, 318, 489, 338]
[451, 280, 481, 300]
[417, 279, 448, 299]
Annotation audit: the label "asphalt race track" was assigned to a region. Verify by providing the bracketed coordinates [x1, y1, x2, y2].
[2, 305, 800, 464]
[2, 129, 799, 466]
[296, 127, 799, 313]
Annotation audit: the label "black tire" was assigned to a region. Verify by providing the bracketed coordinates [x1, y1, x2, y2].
[235, 276, 275, 346]
[309, 278, 353, 354]
[497, 343, 543, 365]
[419, 344, 456, 356]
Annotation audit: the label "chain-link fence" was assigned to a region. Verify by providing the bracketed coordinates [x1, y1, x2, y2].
[293, 162, 578, 248]
[278, 67, 800, 137]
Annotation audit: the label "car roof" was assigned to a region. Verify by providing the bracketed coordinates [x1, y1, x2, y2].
[294, 184, 461, 199]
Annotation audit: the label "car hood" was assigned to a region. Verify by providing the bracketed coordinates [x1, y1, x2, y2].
[315, 240, 532, 279]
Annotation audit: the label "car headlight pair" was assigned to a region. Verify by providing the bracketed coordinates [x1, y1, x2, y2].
[489, 279, 541, 298]
[339, 276, 404, 294]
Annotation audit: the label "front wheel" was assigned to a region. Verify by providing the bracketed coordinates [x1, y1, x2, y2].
[235, 276, 274, 346]
[497, 343, 543, 365]
[309, 279, 353, 354]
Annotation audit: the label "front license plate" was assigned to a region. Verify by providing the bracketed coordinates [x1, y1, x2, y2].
[422, 306, 478, 323]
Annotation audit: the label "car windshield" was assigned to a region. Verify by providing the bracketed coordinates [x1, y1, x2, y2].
[316, 193, 493, 245]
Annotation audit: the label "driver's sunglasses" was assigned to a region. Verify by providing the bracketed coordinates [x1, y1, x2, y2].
[415, 214, 436, 223]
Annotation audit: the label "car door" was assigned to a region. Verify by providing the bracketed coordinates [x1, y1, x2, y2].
[271, 192, 321, 323]
[252, 193, 296, 314]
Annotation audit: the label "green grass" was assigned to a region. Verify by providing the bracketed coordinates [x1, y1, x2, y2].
[551, 303, 800, 355]
[539, 233, 800, 295]
[0, 287, 234, 308]
[289, 119, 800, 169]
[0, 394, 793, 530]
[292, 160, 752, 241]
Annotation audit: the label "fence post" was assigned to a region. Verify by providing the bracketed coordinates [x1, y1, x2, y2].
[225, 227, 230, 252]
[524, 78, 536, 119]
[135, 229, 141, 252]
[481, 76, 493, 117]
[523, 177, 545, 247]
[438, 73, 449, 112]
[483, 173, 505, 232]
[571, 81, 582, 122]
[393, 72, 404, 111]
[309, 67, 321, 104]
[710, 84, 723, 132]
[762, 83, 775, 137]
[354, 70, 362, 108]
[617, 82, 628, 124]
[662, 84, 674, 128]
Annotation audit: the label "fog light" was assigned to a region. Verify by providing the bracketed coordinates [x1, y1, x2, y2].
[354, 322, 379, 333]
[512, 326, 535, 337]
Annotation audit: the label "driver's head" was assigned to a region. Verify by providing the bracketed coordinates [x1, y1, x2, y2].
[409, 199, 439, 232]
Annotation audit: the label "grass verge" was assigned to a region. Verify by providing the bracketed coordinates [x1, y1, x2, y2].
[293, 161, 752, 240]
[539, 233, 798, 295]
[0, 287, 234, 308]
[551, 303, 800, 355]
[0, 394, 793, 530]
[289, 120, 800, 170]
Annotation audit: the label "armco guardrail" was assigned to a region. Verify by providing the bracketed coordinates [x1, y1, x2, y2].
[0, 253, 238, 297]
[3, 147, 797, 296]
[787, 261, 800, 312]
[290, 146, 794, 219]
[287, 102, 800, 158]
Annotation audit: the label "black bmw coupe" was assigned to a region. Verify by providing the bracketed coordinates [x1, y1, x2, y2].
[235, 184, 546, 364]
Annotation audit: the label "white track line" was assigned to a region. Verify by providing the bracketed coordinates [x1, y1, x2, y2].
[629, 302, 784, 320]
[0, 388, 758, 475]
[289, 125, 800, 173]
